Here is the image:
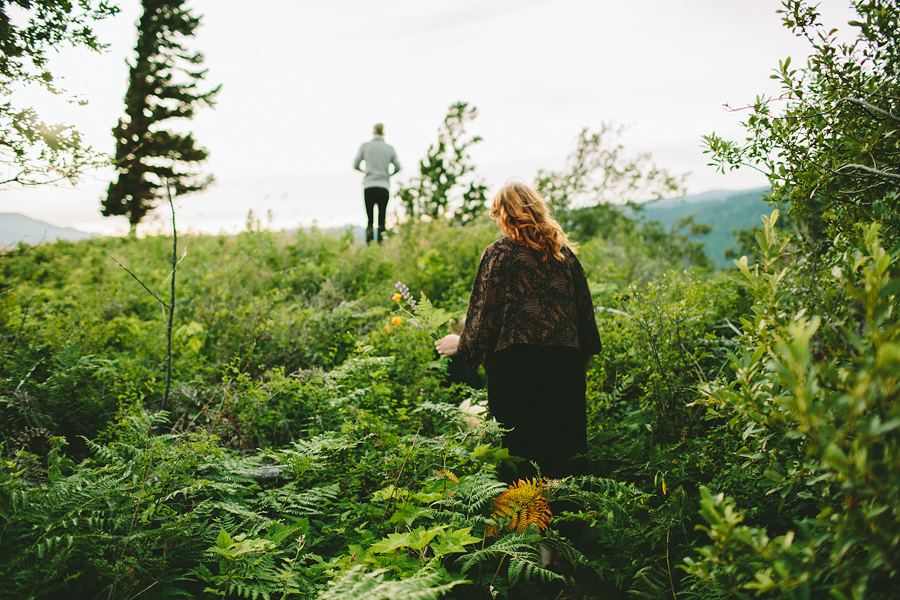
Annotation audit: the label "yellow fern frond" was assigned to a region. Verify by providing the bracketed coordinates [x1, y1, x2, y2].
[489, 478, 552, 534]
[433, 469, 460, 484]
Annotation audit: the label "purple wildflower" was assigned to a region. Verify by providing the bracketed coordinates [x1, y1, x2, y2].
[395, 281, 415, 308]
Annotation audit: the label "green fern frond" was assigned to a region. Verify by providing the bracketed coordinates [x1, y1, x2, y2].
[458, 531, 563, 587]
[204, 500, 274, 526]
[452, 470, 507, 516]
[317, 565, 463, 600]
[547, 475, 649, 529]
[328, 356, 395, 382]
[627, 564, 670, 600]
[538, 528, 586, 568]
[507, 551, 562, 587]
[256, 482, 340, 518]
[264, 431, 362, 477]
[457, 531, 540, 572]
[650, 485, 688, 528]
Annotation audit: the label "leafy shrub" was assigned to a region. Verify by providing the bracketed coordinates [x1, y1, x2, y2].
[685, 214, 900, 598]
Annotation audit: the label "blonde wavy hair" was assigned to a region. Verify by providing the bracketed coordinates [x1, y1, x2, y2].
[490, 182, 573, 262]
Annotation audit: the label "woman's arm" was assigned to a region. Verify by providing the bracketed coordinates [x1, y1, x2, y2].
[571, 253, 602, 357]
[460, 242, 510, 368]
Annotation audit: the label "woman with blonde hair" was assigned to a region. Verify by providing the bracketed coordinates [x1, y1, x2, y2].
[435, 181, 602, 481]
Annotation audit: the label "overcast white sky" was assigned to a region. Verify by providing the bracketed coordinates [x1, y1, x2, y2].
[1, 0, 857, 235]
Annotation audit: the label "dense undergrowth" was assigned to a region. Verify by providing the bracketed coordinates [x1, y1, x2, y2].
[1, 216, 735, 599]
[2, 203, 897, 599]
[2, 1, 899, 597]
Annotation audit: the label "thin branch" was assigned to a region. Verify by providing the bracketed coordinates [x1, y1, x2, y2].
[163, 180, 177, 409]
[723, 318, 744, 337]
[724, 96, 899, 124]
[107, 254, 168, 309]
[836, 163, 900, 182]
[596, 306, 631, 318]
[844, 97, 900, 122]
[722, 96, 790, 113]
[666, 529, 678, 600]
[381, 428, 421, 524]
[159, 249, 188, 287]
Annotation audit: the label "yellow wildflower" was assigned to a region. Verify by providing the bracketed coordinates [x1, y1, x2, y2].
[391, 316, 402, 325]
[392, 293, 403, 302]
[386, 323, 391, 334]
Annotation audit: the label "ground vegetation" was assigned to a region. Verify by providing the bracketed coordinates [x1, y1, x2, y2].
[1, 1, 898, 598]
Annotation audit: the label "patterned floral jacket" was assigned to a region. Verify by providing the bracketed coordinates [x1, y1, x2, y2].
[457, 237, 602, 370]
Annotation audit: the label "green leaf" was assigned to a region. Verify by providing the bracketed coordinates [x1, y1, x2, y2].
[216, 529, 232, 549]
[368, 531, 413, 554]
[431, 527, 482, 557]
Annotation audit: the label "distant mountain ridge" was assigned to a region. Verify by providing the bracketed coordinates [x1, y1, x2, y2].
[638, 187, 776, 268]
[4, 187, 775, 267]
[0, 213, 101, 247]
[646, 186, 770, 208]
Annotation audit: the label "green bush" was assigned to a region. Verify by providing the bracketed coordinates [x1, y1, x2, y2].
[686, 214, 900, 598]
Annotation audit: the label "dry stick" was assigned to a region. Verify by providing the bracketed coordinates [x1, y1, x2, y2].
[836, 163, 900, 182]
[107, 182, 179, 409]
[105, 186, 179, 600]
[723, 318, 743, 337]
[380, 428, 421, 524]
[666, 528, 678, 599]
[163, 182, 177, 408]
[486, 555, 507, 600]
[107, 255, 165, 305]
[278, 478, 300, 521]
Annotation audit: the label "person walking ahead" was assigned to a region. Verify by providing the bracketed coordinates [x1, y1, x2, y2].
[353, 123, 401, 244]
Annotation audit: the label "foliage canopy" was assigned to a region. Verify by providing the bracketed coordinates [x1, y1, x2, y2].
[0, 0, 118, 187]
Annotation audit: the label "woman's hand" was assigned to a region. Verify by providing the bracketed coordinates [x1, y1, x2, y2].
[435, 334, 460, 358]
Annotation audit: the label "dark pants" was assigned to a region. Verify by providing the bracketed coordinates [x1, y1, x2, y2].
[364, 187, 389, 243]
[487, 345, 587, 483]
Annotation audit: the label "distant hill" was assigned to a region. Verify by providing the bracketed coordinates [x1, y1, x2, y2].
[648, 186, 769, 208]
[0, 213, 101, 248]
[2, 192, 778, 265]
[637, 187, 778, 268]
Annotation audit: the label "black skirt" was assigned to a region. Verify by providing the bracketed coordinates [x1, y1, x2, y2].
[487, 344, 587, 482]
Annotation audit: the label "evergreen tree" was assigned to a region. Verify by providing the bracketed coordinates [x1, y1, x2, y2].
[102, 0, 219, 228]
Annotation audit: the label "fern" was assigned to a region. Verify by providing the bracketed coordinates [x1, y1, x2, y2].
[458, 531, 564, 586]
[316, 565, 462, 600]
[537, 528, 586, 569]
[391, 284, 453, 339]
[204, 499, 276, 527]
[0, 405, 288, 599]
[548, 475, 649, 528]
[194, 525, 316, 599]
[489, 478, 553, 536]
[256, 482, 341, 518]
[413, 401, 465, 424]
[264, 431, 362, 477]
[452, 469, 507, 517]
[327, 356, 395, 382]
[627, 564, 671, 600]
